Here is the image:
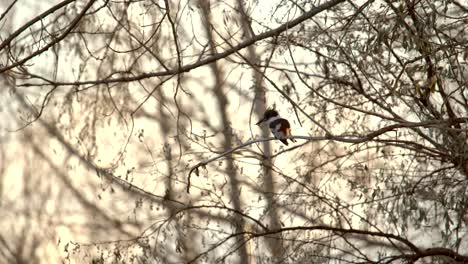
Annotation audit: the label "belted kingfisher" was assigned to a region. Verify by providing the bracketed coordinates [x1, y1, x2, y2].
[256, 109, 296, 145]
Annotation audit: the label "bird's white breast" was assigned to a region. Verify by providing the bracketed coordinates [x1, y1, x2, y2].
[266, 116, 281, 125]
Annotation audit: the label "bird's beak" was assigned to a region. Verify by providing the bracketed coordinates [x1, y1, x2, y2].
[256, 118, 265, 126]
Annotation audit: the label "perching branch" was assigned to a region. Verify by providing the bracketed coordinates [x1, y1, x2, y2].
[186, 117, 468, 193]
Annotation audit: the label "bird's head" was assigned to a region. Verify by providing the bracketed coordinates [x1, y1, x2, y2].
[256, 108, 279, 125]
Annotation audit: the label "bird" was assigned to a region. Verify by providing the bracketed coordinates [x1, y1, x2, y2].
[256, 108, 296, 145]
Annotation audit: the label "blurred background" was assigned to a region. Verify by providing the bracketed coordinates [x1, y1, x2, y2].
[0, 0, 467, 263]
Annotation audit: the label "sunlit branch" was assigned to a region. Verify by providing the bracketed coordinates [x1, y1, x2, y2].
[3, 0, 346, 81]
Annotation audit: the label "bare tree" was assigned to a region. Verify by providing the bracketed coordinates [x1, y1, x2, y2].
[1, 0, 466, 263]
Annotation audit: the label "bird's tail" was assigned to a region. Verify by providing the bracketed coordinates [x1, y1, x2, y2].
[280, 138, 289, 145]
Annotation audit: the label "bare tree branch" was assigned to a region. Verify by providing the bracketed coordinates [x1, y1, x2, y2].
[3, 0, 345, 81]
[187, 117, 468, 193]
[0, 0, 97, 73]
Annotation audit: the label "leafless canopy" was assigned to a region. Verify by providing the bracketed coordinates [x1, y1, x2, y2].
[0, 0, 466, 263]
